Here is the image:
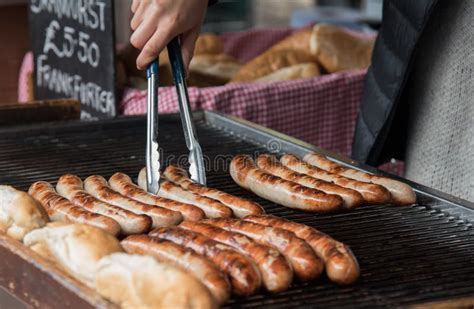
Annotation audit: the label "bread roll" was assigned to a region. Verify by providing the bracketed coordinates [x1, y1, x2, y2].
[256, 62, 320, 83]
[23, 222, 123, 287]
[189, 53, 241, 86]
[95, 253, 216, 309]
[231, 49, 317, 82]
[195, 33, 224, 55]
[116, 44, 173, 88]
[0, 185, 48, 241]
[310, 23, 375, 73]
[267, 28, 313, 53]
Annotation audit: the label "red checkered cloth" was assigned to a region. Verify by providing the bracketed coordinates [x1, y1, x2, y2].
[120, 26, 367, 159]
[222, 27, 295, 62]
[17, 27, 404, 176]
[121, 70, 366, 159]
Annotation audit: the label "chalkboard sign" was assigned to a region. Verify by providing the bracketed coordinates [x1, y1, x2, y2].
[28, 0, 116, 120]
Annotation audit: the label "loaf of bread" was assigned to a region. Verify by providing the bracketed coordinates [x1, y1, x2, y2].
[189, 53, 242, 86]
[194, 33, 224, 55]
[0, 185, 48, 241]
[95, 253, 216, 309]
[23, 222, 123, 287]
[256, 62, 320, 83]
[117, 44, 141, 80]
[231, 49, 317, 82]
[267, 27, 313, 53]
[310, 23, 375, 73]
[116, 44, 172, 88]
[159, 33, 223, 66]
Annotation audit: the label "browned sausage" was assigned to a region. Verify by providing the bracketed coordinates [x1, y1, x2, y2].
[256, 154, 363, 209]
[28, 181, 120, 236]
[84, 175, 182, 228]
[244, 215, 360, 285]
[202, 218, 323, 281]
[280, 154, 392, 205]
[230, 155, 343, 213]
[149, 226, 261, 296]
[164, 165, 264, 218]
[179, 220, 293, 292]
[56, 175, 152, 235]
[303, 153, 416, 205]
[121, 234, 231, 304]
[138, 168, 233, 219]
[109, 172, 205, 221]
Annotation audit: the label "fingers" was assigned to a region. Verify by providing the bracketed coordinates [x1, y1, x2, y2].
[130, 0, 148, 31]
[131, 0, 140, 13]
[130, 0, 209, 70]
[136, 25, 176, 70]
[180, 26, 201, 72]
[130, 10, 160, 50]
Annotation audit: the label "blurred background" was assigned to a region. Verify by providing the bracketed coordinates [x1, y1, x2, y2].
[0, 0, 381, 104]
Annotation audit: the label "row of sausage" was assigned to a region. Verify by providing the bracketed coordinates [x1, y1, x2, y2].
[28, 166, 265, 236]
[123, 215, 360, 304]
[231, 153, 416, 212]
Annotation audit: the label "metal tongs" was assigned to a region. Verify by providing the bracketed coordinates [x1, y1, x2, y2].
[145, 37, 207, 194]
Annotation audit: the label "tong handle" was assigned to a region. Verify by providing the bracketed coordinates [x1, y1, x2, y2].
[147, 59, 159, 78]
[146, 58, 159, 144]
[167, 38, 186, 84]
[145, 58, 161, 194]
[167, 37, 206, 185]
[167, 38, 197, 149]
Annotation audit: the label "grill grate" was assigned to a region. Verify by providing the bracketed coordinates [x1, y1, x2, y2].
[0, 115, 473, 308]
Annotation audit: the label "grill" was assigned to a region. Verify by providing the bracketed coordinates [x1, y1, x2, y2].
[1, 111, 474, 308]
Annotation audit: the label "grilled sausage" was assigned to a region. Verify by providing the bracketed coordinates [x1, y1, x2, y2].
[281, 154, 392, 205]
[28, 181, 120, 236]
[149, 226, 261, 296]
[202, 218, 323, 281]
[230, 155, 343, 213]
[179, 220, 293, 292]
[256, 154, 363, 209]
[138, 168, 233, 219]
[109, 172, 205, 221]
[56, 175, 151, 235]
[244, 215, 360, 285]
[84, 175, 182, 228]
[164, 165, 265, 218]
[303, 153, 416, 205]
[121, 234, 231, 304]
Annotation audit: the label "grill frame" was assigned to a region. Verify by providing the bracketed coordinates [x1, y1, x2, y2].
[204, 112, 474, 220]
[0, 110, 473, 308]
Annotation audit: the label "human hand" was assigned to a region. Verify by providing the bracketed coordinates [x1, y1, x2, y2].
[130, 0, 209, 70]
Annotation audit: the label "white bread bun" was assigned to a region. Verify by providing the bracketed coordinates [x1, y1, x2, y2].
[194, 33, 224, 55]
[23, 222, 122, 287]
[267, 27, 313, 53]
[138, 168, 147, 190]
[95, 253, 216, 309]
[310, 23, 375, 73]
[0, 185, 48, 241]
[189, 54, 241, 83]
[231, 49, 317, 82]
[256, 62, 321, 83]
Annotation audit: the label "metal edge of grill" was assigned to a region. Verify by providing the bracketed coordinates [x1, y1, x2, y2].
[203, 111, 474, 222]
[0, 110, 473, 308]
[3, 110, 474, 217]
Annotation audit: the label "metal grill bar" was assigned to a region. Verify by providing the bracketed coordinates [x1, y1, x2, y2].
[0, 114, 473, 308]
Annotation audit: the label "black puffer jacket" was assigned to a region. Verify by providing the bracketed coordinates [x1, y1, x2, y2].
[351, 0, 440, 165]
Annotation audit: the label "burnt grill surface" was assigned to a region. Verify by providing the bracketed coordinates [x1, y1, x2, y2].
[0, 116, 473, 308]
